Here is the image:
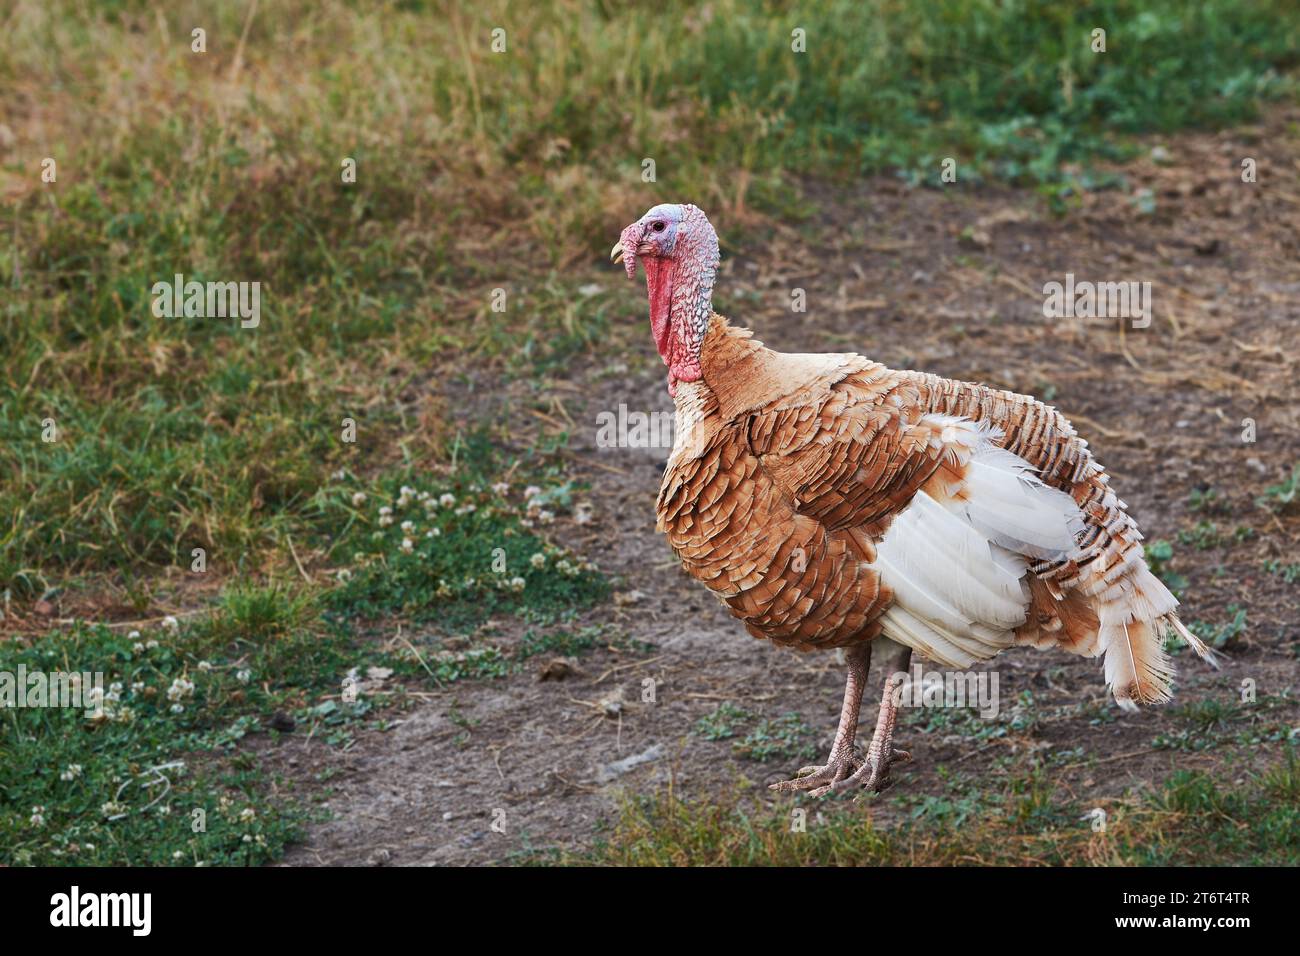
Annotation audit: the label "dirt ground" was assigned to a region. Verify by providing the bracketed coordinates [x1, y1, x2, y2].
[273, 109, 1300, 866]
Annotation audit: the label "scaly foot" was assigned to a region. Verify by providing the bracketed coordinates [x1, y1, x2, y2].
[769, 748, 864, 797]
[832, 671, 911, 794]
[832, 744, 911, 794]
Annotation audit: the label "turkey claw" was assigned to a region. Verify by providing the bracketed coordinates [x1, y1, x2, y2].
[832, 747, 911, 795]
[770, 751, 864, 796]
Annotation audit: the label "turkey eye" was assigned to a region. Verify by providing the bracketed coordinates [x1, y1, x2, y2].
[651, 221, 666, 233]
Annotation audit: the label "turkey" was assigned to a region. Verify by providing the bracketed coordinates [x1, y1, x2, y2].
[610, 202, 1217, 795]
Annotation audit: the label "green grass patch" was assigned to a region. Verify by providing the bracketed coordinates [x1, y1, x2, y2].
[693, 703, 816, 763]
[1153, 690, 1296, 752]
[1, 608, 332, 865]
[1263, 559, 1300, 584]
[326, 475, 608, 630]
[563, 752, 1300, 865]
[1144, 539, 1187, 597]
[1187, 604, 1248, 651]
[1258, 463, 1300, 515]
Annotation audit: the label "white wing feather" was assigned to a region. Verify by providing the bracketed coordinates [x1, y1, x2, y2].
[874, 419, 1084, 667]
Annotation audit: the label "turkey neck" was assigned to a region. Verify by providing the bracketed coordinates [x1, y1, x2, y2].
[667, 316, 880, 463]
[646, 236, 717, 396]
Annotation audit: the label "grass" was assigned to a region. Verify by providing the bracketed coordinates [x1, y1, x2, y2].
[0, 570, 620, 864]
[693, 703, 818, 762]
[1188, 604, 1249, 650]
[325, 473, 607, 629]
[1153, 692, 1297, 752]
[564, 752, 1300, 865]
[0, 447, 616, 863]
[0, 603, 350, 865]
[1144, 539, 1187, 596]
[1263, 559, 1300, 584]
[1258, 463, 1300, 515]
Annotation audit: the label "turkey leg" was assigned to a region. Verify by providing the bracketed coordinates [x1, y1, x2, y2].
[834, 646, 912, 793]
[770, 642, 871, 797]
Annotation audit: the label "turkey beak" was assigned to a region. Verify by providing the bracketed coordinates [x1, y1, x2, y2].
[609, 241, 625, 265]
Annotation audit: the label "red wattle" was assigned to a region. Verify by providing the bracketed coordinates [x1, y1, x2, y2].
[644, 258, 674, 363]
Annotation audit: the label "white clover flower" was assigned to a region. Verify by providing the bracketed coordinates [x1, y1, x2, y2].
[425, 528, 440, 539]
[351, 491, 367, 507]
[439, 493, 456, 508]
[162, 615, 179, 631]
[530, 553, 546, 569]
[170, 703, 184, 714]
[101, 801, 125, 817]
[379, 505, 393, 516]
[378, 515, 394, 528]
[237, 669, 251, 683]
[157, 804, 172, 816]
[239, 807, 257, 823]
[524, 485, 542, 500]
[197, 660, 213, 672]
[116, 706, 136, 723]
[492, 482, 510, 496]
[173, 850, 185, 860]
[400, 520, 416, 534]
[145, 639, 159, 649]
[400, 537, 414, 554]
[537, 509, 555, 524]
[332, 468, 347, 481]
[132, 642, 145, 653]
[59, 764, 83, 782]
[337, 568, 353, 583]
[127, 630, 141, 640]
[166, 677, 195, 702]
[29, 808, 45, 827]
[520, 518, 534, 529]
[509, 576, 526, 593]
